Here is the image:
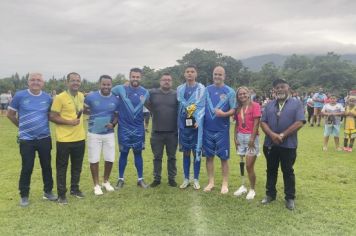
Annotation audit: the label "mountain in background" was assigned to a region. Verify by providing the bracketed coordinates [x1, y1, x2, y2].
[240, 53, 356, 71]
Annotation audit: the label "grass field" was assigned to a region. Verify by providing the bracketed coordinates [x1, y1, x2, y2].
[0, 115, 355, 235]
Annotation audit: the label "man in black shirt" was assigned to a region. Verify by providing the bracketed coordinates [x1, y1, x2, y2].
[145, 73, 178, 187]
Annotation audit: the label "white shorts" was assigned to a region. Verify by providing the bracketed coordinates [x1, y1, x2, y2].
[87, 132, 116, 163]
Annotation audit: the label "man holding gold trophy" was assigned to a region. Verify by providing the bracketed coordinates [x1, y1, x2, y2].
[177, 65, 206, 190]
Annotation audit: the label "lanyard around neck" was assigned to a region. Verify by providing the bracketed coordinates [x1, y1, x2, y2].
[240, 104, 249, 125]
[66, 90, 80, 114]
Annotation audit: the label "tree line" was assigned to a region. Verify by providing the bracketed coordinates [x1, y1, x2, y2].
[1, 49, 356, 97]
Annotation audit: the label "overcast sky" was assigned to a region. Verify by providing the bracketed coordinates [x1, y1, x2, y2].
[1, 0, 356, 80]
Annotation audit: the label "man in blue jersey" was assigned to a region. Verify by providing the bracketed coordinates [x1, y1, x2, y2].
[202, 66, 236, 194]
[177, 65, 206, 190]
[312, 87, 327, 127]
[7, 73, 57, 207]
[84, 75, 119, 195]
[112, 68, 149, 189]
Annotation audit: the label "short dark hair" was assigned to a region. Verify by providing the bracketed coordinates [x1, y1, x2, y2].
[162, 72, 171, 77]
[99, 75, 112, 82]
[129, 68, 142, 76]
[67, 72, 81, 81]
[185, 64, 197, 71]
[272, 78, 288, 87]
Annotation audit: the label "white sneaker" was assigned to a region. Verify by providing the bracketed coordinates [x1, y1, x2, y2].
[193, 179, 200, 190]
[94, 185, 103, 196]
[246, 189, 256, 200]
[234, 185, 247, 196]
[102, 182, 115, 192]
[180, 179, 190, 189]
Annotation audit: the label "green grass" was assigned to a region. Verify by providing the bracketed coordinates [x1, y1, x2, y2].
[0, 116, 355, 235]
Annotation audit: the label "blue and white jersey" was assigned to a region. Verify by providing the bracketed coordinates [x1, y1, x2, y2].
[204, 84, 236, 131]
[112, 85, 149, 135]
[84, 91, 119, 134]
[9, 89, 52, 140]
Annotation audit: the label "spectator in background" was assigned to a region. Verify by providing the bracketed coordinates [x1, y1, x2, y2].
[1, 90, 12, 115]
[343, 95, 356, 152]
[306, 92, 314, 124]
[143, 106, 150, 133]
[312, 88, 327, 127]
[321, 94, 345, 151]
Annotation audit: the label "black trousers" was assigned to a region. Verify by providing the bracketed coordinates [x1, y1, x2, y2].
[150, 131, 178, 181]
[263, 146, 297, 200]
[307, 106, 314, 123]
[19, 137, 53, 197]
[56, 140, 85, 197]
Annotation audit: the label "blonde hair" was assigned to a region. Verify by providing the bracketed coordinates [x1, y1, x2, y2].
[236, 86, 252, 112]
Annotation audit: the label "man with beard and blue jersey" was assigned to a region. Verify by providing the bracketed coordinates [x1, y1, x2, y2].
[112, 68, 149, 189]
[202, 66, 236, 194]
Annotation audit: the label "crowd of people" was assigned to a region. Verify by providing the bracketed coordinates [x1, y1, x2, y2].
[5, 65, 355, 212]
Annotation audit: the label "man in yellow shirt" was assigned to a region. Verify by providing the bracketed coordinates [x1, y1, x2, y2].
[50, 72, 85, 205]
[344, 94, 356, 152]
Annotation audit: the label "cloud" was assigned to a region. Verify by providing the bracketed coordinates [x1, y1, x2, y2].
[1, 0, 356, 80]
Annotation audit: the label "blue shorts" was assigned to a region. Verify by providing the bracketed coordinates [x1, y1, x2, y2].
[236, 133, 260, 157]
[118, 126, 145, 152]
[179, 128, 198, 152]
[203, 129, 230, 160]
[324, 124, 340, 137]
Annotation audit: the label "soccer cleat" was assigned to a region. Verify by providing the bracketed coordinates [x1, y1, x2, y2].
[102, 182, 115, 192]
[115, 179, 125, 190]
[137, 179, 149, 189]
[94, 185, 103, 196]
[20, 197, 29, 207]
[193, 179, 200, 190]
[234, 185, 247, 196]
[180, 179, 190, 189]
[246, 189, 256, 200]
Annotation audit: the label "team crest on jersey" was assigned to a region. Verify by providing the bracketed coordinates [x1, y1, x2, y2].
[140, 95, 145, 102]
[220, 94, 227, 101]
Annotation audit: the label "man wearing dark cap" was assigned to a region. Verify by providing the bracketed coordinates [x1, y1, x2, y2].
[260, 79, 305, 210]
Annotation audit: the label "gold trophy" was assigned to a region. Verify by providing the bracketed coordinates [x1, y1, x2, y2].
[185, 104, 196, 128]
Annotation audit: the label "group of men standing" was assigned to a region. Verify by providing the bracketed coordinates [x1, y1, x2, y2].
[7, 65, 305, 211]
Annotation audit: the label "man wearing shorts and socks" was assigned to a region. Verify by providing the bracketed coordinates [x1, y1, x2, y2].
[112, 68, 149, 189]
[7, 73, 57, 207]
[84, 75, 119, 195]
[50, 72, 86, 205]
[177, 65, 206, 190]
[202, 66, 236, 194]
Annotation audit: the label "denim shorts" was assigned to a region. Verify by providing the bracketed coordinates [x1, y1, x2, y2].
[324, 124, 340, 137]
[236, 133, 260, 157]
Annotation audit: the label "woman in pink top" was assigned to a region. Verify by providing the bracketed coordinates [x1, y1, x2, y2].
[233, 86, 261, 200]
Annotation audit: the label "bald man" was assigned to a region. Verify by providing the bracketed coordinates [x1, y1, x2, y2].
[202, 66, 236, 194]
[7, 73, 57, 207]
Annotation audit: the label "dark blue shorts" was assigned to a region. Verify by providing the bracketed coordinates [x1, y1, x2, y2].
[179, 128, 198, 152]
[202, 129, 230, 160]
